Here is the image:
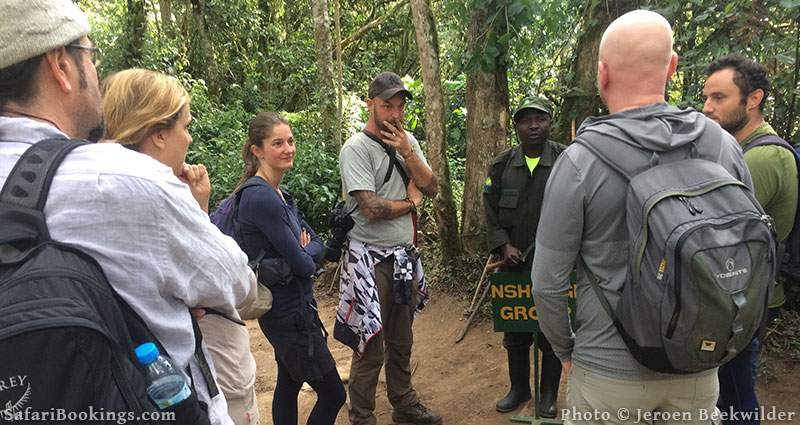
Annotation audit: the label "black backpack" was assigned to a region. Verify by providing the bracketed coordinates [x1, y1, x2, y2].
[0, 139, 211, 424]
[744, 134, 800, 284]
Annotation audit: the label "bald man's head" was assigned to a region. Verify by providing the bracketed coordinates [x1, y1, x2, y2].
[597, 10, 677, 111]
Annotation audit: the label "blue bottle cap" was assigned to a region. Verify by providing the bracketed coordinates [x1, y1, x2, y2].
[135, 342, 159, 365]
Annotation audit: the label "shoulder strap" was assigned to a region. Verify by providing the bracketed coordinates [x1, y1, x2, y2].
[744, 134, 796, 155]
[234, 176, 265, 205]
[0, 138, 87, 210]
[233, 177, 268, 266]
[579, 257, 617, 320]
[574, 136, 649, 181]
[392, 154, 411, 187]
[362, 130, 410, 187]
[189, 314, 220, 398]
[575, 122, 722, 182]
[232, 176, 266, 235]
[0, 138, 87, 249]
[746, 132, 800, 244]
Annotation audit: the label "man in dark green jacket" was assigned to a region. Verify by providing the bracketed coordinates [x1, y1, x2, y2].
[483, 96, 566, 417]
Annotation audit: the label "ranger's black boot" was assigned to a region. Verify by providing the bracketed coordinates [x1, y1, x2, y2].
[496, 348, 531, 412]
[537, 350, 562, 419]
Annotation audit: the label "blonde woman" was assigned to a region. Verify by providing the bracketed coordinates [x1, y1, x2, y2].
[101, 68, 260, 425]
[101, 69, 210, 210]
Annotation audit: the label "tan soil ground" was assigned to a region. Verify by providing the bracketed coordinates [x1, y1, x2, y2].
[248, 291, 800, 425]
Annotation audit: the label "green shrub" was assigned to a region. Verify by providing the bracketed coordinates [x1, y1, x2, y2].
[185, 86, 350, 234]
[282, 111, 341, 233]
[183, 79, 250, 209]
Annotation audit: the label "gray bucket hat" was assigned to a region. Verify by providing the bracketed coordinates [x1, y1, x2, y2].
[0, 0, 90, 69]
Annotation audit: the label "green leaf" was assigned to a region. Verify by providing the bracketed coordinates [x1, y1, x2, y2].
[776, 53, 795, 65]
[723, 2, 736, 14]
[508, 1, 525, 17]
[498, 33, 512, 48]
[465, 54, 482, 72]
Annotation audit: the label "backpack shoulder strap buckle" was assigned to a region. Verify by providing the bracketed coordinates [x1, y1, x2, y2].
[0, 138, 87, 250]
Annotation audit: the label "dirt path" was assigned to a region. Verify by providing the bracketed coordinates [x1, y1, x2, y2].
[248, 292, 800, 424]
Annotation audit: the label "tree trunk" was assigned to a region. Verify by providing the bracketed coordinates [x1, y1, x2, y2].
[256, 0, 274, 100]
[125, 0, 146, 67]
[333, 0, 344, 147]
[555, 0, 639, 141]
[312, 0, 338, 148]
[786, 15, 800, 138]
[461, 2, 509, 253]
[159, 0, 174, 37]
[676, 3, 697, 103]
[188, 0, 219, 95]
[410, 0, 463, 266]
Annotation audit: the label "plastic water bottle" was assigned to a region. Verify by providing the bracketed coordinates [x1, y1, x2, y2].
[135, 342, 192, 409]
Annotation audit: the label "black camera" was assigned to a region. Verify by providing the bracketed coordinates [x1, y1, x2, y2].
[324, 202, 356, 263]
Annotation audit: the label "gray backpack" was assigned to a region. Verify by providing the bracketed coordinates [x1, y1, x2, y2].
[576, 124, 776, 374]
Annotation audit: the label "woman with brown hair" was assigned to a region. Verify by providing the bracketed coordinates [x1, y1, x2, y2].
[235, 111, 345, 425]
[101, 68, 260, 425]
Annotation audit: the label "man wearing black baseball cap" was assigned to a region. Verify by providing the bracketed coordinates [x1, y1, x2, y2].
[368, 71, 414, 101]
[334, 71, 441, 425]
[484, 95, 566, 417]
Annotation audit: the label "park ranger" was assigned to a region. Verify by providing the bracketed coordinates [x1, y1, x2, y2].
[483, 95, 566, 418]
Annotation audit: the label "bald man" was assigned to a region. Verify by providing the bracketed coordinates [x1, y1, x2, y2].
[532, 10, 751, 424]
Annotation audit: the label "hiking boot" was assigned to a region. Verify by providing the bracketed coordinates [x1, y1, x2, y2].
[537, 390, 557, 419]
[536, 349, 562, 419]
[496, 348, 531, 412]
[496, 386, 532, 413]
[392, 402, 443, 424]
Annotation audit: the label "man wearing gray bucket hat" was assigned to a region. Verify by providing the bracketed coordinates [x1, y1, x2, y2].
[484, 94, 566, 417]
[0, 0, 103, 140]
[0, 2, 251, 425]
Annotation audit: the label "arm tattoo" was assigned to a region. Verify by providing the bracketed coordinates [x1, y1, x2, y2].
[352, 191, 393, 220]
[418, 177, 439, 198]
[403, 154, 439, 197]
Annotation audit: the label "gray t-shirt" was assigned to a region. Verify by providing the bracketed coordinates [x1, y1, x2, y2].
[339, 130, 428, 247]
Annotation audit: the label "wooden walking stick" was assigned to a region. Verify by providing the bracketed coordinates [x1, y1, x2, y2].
[455, 258, 506, 343]
[571, 118, 576, 141]
[327, 259, 342, 293]
[467, 256, 493, 313]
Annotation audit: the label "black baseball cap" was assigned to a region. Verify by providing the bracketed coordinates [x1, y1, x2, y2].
[368, 72, 413, 101]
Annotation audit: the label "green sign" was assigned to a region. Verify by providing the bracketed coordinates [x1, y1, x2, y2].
[490, 272, 576, 333]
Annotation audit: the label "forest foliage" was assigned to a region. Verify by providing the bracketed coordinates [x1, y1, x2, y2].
[79, 0, 800, 303]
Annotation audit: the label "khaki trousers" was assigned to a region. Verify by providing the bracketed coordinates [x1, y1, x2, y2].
[226, 385, 259, 425]
[348, 258, 419, 425]
[564, 363, 720, 425]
